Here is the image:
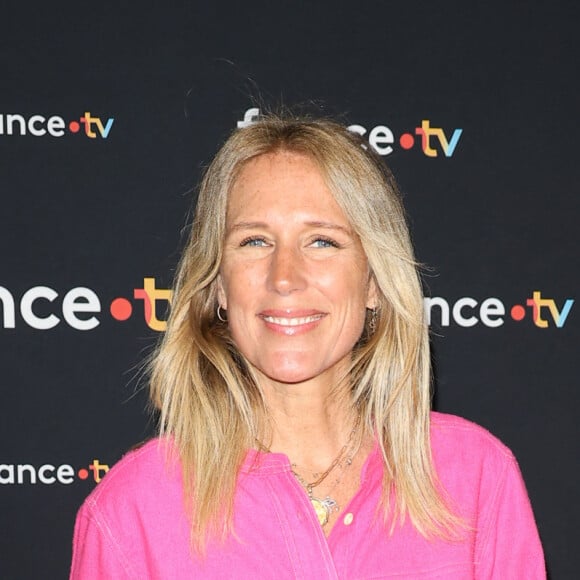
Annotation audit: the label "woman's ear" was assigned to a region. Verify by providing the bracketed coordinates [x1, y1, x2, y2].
[216, 273, 227, 309]
[366, 276, 379, 310]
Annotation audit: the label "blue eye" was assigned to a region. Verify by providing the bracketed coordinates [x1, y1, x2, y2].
[311, 237, 339, 248]
[240, 237, 267, 247]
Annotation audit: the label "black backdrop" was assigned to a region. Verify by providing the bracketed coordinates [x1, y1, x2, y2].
[1, 2, 578, 578]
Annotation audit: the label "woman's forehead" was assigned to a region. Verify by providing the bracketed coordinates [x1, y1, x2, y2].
[226, 151, 350, 227]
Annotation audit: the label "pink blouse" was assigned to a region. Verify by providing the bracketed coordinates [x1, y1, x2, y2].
[70, 412, 545, 578]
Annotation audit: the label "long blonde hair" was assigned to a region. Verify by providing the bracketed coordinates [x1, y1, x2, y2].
[150, 114, 460, 549]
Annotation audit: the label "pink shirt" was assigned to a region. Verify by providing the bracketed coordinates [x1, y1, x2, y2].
[70, 413, 545, 578]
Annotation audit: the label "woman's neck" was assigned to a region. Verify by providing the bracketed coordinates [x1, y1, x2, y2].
[259, 375, 359, 473]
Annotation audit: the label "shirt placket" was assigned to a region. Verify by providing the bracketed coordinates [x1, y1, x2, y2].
[327, 446, 382, 579]
[265, 463, 341, 579]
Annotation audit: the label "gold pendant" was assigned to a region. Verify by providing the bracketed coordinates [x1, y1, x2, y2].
[310, 496, 338, 526]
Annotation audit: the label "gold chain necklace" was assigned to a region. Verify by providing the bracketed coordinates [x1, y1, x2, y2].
[291, 414, 361, 526]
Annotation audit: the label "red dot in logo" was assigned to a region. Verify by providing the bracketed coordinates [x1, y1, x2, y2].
[399, 133, 414, 149]
[69, 121, 80, 133]
[511, 304, 526, 321]
[110, 297, 133, 321]
[78, 468, 89, 480]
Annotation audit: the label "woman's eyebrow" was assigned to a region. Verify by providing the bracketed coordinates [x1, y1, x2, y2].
[227, 221, 269, 232]
[304, 221, 353, 235]
[227, 220, 353, 235]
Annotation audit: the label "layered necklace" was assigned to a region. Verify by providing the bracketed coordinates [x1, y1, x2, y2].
[290, 414, 361, 527]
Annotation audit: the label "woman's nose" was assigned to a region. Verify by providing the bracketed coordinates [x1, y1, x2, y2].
[267, 246, 307, 295]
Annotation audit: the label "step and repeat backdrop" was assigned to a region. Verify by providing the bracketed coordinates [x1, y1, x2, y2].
[1, 2, 577, 578]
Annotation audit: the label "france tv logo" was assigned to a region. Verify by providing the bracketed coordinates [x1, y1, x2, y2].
[0, 111, 114, 139]
[237, 108, 462, 158]
[0, 281, 573, 332]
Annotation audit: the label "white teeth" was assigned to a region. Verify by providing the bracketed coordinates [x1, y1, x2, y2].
[262, 315, 323, 326]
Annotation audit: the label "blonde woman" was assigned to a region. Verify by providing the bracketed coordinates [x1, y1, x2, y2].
[71, 116, 545, 578]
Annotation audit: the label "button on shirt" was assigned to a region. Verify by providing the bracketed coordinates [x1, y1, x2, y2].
[70, 412, 545, 579]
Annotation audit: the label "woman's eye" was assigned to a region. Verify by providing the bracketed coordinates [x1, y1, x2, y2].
[311, 237, 339, 248]
[240, 237, 267, 247]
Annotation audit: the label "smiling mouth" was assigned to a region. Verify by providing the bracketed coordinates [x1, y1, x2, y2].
[261, 314, 325, 326]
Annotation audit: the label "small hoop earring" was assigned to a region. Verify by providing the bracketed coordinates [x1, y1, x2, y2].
[216, 305, 227, 323]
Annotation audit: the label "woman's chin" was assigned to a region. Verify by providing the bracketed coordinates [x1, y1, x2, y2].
[252, 357, 319, 386]
[260, 367, 315, 386]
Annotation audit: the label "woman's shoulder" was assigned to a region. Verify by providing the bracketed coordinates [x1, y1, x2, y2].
[428, 413, 544, 575]
[71, 439, 190, 577]
[81, 437, 181, 515]
[429, 411, 520, 493]
[430, 411, 514, 458]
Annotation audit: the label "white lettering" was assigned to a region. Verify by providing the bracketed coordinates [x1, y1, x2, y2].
[452, 297, 478, 327]
[368, 125, 394, 155]
[237, 107, 260, 128]
[0, 114, 68, 137]
[424, 296, 507, 328]
[38, 464, 56, 484]
[347, 123, 366, 137]
[0, 463, 79, 484]
[47, 116, 65, 137]
[17, 464, 36, 484]
[57, 464, 75, 484]
[347, 124, 394, 155]
[236, 111, 395, 156]
[424, 296, 450, 326]
[7, 114, 26, 135]
[480, 298, 505, 327]
[62, 287, 101, 330]
[1, 284, 104, 329]
[0, 287, 16, 328]
[0, 464, 15, 484]
[20, 286, 60, 330]
[28, 115, 47, 137]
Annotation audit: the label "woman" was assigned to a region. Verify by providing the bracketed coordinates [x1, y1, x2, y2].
[70, 116, 545, 578]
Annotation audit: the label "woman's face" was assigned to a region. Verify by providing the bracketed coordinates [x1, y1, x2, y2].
[217, 150, 377, 388]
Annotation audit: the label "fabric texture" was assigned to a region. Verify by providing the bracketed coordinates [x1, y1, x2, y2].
[70, 412, 545, 579]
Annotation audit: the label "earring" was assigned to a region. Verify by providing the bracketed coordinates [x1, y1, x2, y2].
[216, 305, 227, 322]
[368, 308, 377, 334]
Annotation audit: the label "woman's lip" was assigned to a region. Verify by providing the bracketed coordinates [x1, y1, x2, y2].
[261, 314, 325, 326]
[258, 310, 327, 333]
[259, 309, 326, 319]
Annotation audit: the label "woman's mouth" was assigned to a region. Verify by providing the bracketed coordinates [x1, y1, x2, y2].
[261, 314, 325, 326]
[259, 311, 327, 335]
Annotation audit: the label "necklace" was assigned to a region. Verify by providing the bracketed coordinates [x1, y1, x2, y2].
[291, 414, 361, 526]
